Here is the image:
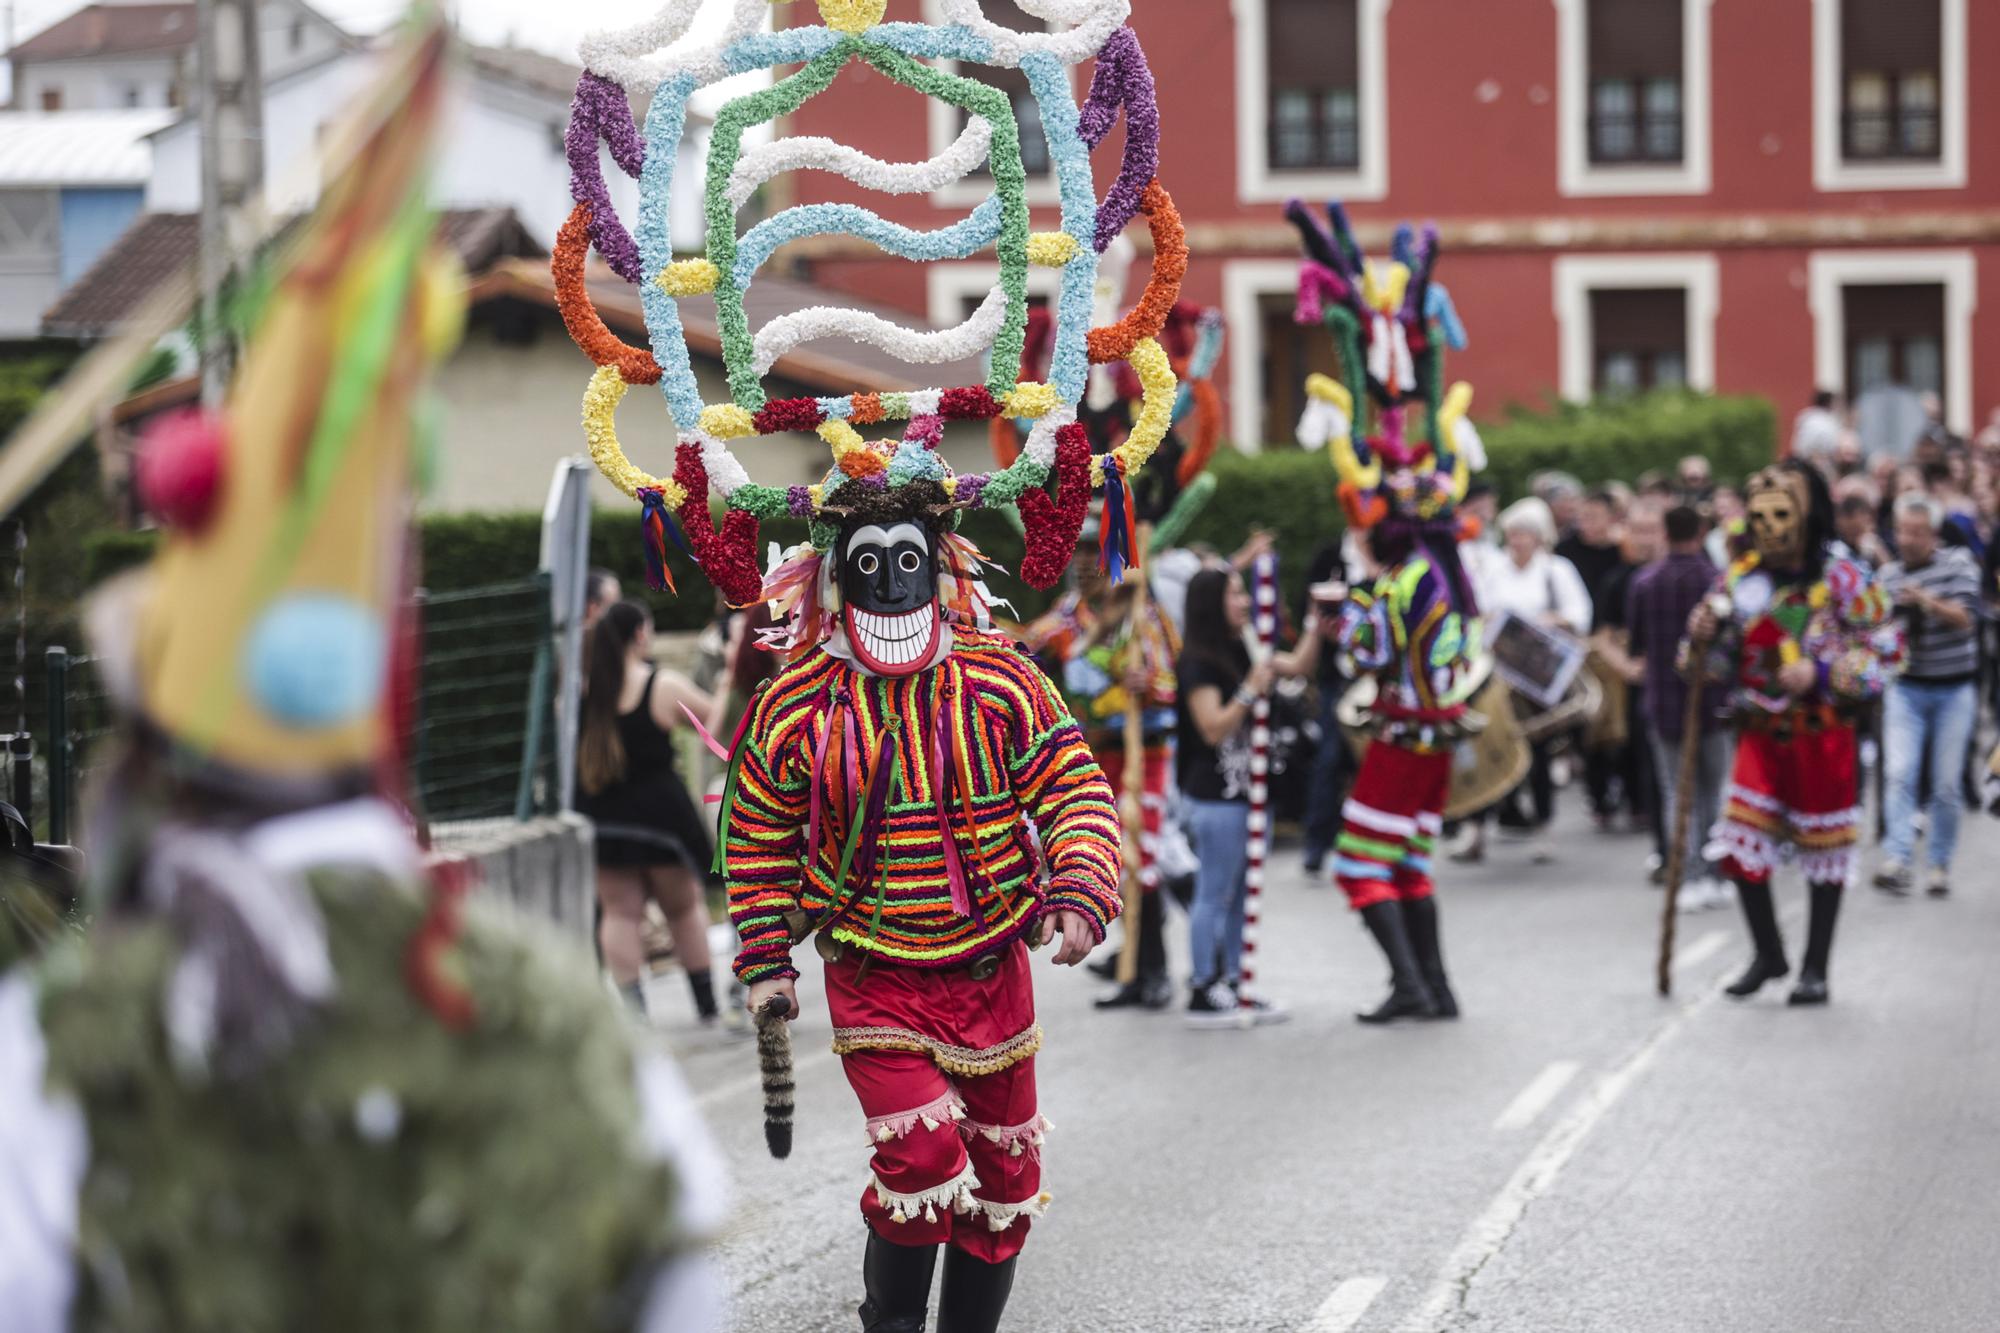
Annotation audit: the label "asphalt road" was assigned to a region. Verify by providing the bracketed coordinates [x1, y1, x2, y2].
[651, 793, 2000, 1332]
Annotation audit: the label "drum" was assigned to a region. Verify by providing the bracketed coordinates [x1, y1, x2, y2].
[1513, 667, 1602, 744]
[1335, 659, 1530, 820]
[1580, 636, 1630, 752]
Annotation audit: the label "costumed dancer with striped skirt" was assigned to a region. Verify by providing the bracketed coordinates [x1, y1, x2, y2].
[1682, 461, 1902, 1006]
[1289, 200, 1488, 1024]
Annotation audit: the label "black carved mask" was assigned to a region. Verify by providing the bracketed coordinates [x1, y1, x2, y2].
[839, 520, 941, 675]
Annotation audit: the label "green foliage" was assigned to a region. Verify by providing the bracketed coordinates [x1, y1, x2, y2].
[1476, 389, 1777, 502]
[40, 869, 687, 1332]
[83, 528, 161, 584]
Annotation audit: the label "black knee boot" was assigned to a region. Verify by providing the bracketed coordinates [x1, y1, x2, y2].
[1724, 878, 1789, 998]
[1789, 881, 1843, 1007]
[1356, 900, 1438, 1023]
[859, 1231, 938, 1332]
[1402, 896, 1457, 1019]
[685, 966, 718, 1021]
[936, 1246, 1017, 1333]
[1094, 892, 1173, 1010]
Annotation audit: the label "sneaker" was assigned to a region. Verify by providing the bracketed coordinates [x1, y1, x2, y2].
[1446, 825, 1485, 863]
[1185, 981, 1244, 1030]
[1525, 830, 1557, 865]
[1239, 994, 1292, 1026]
[1926, 867, 1950, 899]
[1644, 851, 1665, 885]
[1873, 859, 1912, 896]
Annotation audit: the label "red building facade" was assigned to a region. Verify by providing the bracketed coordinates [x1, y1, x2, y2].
[770, 0, 1998, 453]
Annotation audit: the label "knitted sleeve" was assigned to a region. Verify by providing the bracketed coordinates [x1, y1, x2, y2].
[993, 647, 1122, 941]
[725, 684, 812, 985]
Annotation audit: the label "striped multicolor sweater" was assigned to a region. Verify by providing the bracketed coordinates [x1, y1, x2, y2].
[726, 631, 1123, 984]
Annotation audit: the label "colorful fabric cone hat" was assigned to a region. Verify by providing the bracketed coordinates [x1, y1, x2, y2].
[556, 0, 1185, 611]
[128, 24, 461, 782]
[1287, 200, 1484, 535]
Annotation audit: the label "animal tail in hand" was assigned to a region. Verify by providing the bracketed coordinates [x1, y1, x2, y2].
[755, 994, 795, 1159]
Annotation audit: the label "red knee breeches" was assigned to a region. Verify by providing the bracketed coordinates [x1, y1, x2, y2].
[827, 941, 1048, 1262]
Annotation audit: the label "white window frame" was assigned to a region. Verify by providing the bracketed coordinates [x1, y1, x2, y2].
[1221, 259, 1310, 452]
[923, 0, 1062, 208]
[1552, 254, 1719, 402]
[1232, 0, 1390, 205]
[1807, 249, 1977, 433]
[1554, 0, 1712, 197]
[1812, 0, 1967, 192]
[925, 261, 1063, 337]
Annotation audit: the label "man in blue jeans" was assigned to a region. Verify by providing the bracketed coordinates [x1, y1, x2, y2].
[1876, 495, 1982, 897]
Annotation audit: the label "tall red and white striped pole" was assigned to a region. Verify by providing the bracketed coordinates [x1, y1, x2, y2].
[1239, 551, 1279, 1018]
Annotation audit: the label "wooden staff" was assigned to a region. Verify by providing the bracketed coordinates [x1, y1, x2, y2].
[1657, 610, 1718, 997]
[1239, 550, 1279, 1016]
[1116, 524, 1153, 987]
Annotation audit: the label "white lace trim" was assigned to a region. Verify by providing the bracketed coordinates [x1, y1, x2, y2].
[964, 1112, 1052, 1158]
[1724, 784, 1784, 814]
[867, 1090, 967, 1143]
[968, 1190, 1053, 1232]
[870, 1161, 982, 1225]
[1708, 820, 1855, 884]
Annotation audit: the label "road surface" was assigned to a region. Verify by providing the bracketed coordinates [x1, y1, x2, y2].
[650, 796, 2000, 1332]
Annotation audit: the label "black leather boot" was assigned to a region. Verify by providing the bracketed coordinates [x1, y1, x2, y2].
[1724, 878, 1789, 998]
[1402, 895, 1457, 1019]
[1355, 901, 1438, 1023]
[858, 1231, 938, 1332]
[1789, 880, 1843, 1007]
[935, 1246, 1017, 1333]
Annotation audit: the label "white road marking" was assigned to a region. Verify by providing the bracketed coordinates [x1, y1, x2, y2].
[1395, 972, 1732, 1332]
[695, 1045, 838, 1110]
[1305, 1276, 1389, 1333]
[1673, 929, 1729, 973]
[1491, 1060, 1581, 1132]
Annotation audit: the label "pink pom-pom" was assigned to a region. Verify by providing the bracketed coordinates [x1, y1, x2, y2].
[135, 408, 227, 532]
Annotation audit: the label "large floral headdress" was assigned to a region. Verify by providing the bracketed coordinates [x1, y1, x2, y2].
[1287, 200, 1484, 536]
[555, 0, 1186, 608]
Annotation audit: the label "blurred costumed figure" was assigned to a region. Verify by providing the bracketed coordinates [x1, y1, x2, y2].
[1018, 264, 1224, 1015]
[1290, 200, 1487, 1024]
[550, 2, 1192, 1326]
[0, 20, 725, 1331]
[1682, 461, 1902, 1006]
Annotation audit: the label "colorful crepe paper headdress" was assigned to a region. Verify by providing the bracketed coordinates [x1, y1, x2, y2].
[556, 0, 1185, 606]
[1286, 200, 1485, 536]
[125, 23, 461, 785]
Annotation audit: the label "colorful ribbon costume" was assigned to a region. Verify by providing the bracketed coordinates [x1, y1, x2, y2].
[554, 2, 1182, 1320]
[0, 21, 725, 1332]
[1291, 200, 1484, 1024]
[1679, 461, 1902, 1006]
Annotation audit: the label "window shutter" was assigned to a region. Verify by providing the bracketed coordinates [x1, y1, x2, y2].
[1842, 0, 1941, 74]
[1268, 0, 1359, 92]
[1588, 0, 1683, 79]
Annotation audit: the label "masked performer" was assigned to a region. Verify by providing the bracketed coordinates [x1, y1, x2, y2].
[1017, 300, 1222, 1014]
[549, 6, 1188, 1326]
[0, 23, 724, 1331]
[1289, 201, 1488, 1024]
[1685, 461, 1901, 1006]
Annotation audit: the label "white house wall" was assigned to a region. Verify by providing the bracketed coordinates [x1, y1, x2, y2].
[145, 51, 696, 252]
[18, 56, 180, 112]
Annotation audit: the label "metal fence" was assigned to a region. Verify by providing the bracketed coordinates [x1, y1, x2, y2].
[40, 575, 559, 843]
[409, 574, 558, 825]
[43, 648, 115, 845]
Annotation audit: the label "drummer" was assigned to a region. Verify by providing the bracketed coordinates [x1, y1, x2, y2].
[1449, 497, 1592, 865]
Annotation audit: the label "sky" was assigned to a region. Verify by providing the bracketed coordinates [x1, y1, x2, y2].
[7, 0, 746, 66]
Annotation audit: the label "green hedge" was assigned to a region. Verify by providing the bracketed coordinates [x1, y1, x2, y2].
[80, 391, 1775, 627]
[1475, 389, 1776, 502]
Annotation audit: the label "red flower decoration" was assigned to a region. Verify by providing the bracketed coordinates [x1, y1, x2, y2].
[1018, 423, 1092, 589]
[753, 396, 825, 435]
[673, 443, 763, 606]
